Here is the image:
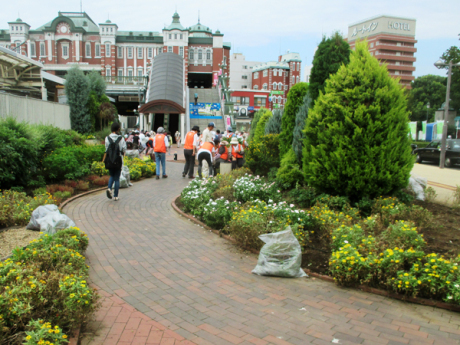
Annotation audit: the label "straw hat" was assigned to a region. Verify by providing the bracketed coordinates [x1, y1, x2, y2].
[230, 137, 239, 145]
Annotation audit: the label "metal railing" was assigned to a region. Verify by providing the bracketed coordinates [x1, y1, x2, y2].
[104, 76, 148, 86]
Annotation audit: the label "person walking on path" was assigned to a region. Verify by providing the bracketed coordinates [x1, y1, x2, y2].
[175, 131, 181, 148]
[230, 136, 244, 170]
[166, 132, 173, 155]
[182, 126, 199, 178]
[153, 127, 169, 180]
[197, 139, 217, 178]
[103, 122, 126, 201]
[202, 122, 215, 144]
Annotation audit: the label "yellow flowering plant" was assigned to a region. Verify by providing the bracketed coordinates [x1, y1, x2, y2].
[23, 319, 69, 345]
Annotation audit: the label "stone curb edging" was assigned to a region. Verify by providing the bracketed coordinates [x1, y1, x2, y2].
[59, 186, 108, 211]
[172, 195, 460, 313]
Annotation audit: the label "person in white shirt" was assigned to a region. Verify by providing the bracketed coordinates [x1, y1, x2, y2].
[175, 131, 181, 148]
[202, 122, 215, 144]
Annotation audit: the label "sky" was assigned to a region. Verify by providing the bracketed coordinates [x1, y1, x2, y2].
[2, 0, 459, 79]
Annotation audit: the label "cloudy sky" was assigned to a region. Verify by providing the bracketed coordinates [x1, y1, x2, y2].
[2, 0, 459, 79]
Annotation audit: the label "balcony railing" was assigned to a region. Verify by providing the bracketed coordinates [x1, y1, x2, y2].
[104, 76, 148, 86]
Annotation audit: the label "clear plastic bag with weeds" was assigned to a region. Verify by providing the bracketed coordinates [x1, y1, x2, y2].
[252, 226, 307, 278]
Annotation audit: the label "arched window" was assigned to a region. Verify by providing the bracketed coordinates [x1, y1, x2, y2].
[262, 83, 267, 90]
[272, 82, 277, 90]
[296, 76, 300, 83]
[273, 69, 277, 77]
[254, 85, 259, 90]
[278, 82, 283, 90]
[278, 96, 282, 103]
[189, 49, 194, 60]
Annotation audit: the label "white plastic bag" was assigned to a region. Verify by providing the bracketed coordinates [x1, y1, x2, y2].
[36, 211, 76, 235]
[26, 205, 59, 231]
[252, 226, 307, 278]
[119, 166, 130, 188]
[409, 174, 427, 201]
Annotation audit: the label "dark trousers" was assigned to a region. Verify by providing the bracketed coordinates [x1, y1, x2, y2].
[108, 168, 122, 197]
[183, 149, 195, 177]
[198, 152, 213, 178]
[232, 157, 244, 170]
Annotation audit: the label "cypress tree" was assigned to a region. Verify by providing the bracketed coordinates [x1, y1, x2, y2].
[302, 41, 414, 200]
[292, 93, 312, 165]
[253, 108, 273, 142]
[278, 82, 308, 157]
[265, 109, 282, 135]
[248, 108, 264, 143]
[65, 66, 91, 133]
[309, 32, 351, 103]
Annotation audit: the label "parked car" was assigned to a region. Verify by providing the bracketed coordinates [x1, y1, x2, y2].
[413, 139, 460, 167]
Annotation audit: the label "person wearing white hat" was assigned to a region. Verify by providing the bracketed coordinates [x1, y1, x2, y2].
[229, 136, 244, 170]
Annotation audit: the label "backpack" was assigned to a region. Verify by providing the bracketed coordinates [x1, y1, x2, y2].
[104, 136, 122, 169]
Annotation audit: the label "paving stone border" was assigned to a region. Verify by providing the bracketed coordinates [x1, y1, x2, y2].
[172, 195, 460, 314]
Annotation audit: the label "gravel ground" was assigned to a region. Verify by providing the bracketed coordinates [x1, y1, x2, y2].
[0, 227, 41, 259]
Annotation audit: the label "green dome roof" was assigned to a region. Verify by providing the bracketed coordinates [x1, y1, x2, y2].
[189, 21, 211, 32]
[165, 12, 185, 31]
[105, 19, 112, 23]
[16, 18, 22, 22]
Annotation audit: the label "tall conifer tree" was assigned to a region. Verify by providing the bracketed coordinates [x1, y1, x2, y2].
[303, 41, 413, 200]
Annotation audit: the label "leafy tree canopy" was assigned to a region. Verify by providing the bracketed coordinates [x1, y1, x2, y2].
[253, 108, 273, 142]
[265, 109, 283, 135]
[440, 45, 460, 111]
[407, 75, 446, 122]
[65, 67, 91, 133]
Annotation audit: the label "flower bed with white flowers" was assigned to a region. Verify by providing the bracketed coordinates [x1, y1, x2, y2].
[178, 172, 460, 306]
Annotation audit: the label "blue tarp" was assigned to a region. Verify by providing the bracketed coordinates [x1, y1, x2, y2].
[426, 123, 435, 141]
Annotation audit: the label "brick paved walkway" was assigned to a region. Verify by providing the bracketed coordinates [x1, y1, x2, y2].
[64, 161, 460, 345]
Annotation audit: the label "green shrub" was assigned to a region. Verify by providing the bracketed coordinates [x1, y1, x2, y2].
[303, 41, 414, 201]
[0, 118, 39, 189]
[202, 198, 238, 230]
[279, 82, 309, 157]
[43, 145, 105, 181]
[276, 148, 305, 189]
[315, 194, 350, 212]
[180, 178, 219, 220]
[245, 134, 280, 176]
[253, 108, 272, 142]
[233, 175, 279, 203]
[90, 161, 108, 176]
[0, 190, 56, 228]
[0, 228, 97, 344]
[288, 186, 317, 208]
[33, 187, 48, 196]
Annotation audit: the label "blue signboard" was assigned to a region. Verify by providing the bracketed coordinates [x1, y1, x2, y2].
[190, 102, 222, 119]
[248, 106, 254, 111]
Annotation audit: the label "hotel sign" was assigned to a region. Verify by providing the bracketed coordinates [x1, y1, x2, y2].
[348, 16, 416, 41]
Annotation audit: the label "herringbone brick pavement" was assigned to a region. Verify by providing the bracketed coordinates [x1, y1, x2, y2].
[64, 162, 460, 345]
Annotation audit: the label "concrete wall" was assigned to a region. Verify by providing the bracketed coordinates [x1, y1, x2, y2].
[0, 93, 71, 129]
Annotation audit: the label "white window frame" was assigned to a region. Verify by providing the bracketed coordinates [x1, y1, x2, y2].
[273, 69, 277, 77]
[85, 42, 91, 58]
[262, 83, 267, 90]
[198, 49, 202, 60]
[254, 72, 259, 79]
[174, 34, 177, 39]
[40, 42, 46, 57]
[117, 68, 123, 82]
[263, 70, 268, 77]
[189, 49, 194, 60]
[272, 82, 277, 90]
[296, 76, 300, 83]
[169, 34, 172, 39]
[105, 43, 111, 57]
[95, 43, 101, 58]
[137, 68, 143, 77]
[30, 42, 36, 57]
[278, 82, 283, 89]
[180, 34, 183, 39]
[127, 69, 133, 81]
[106, 67, 111, 77]
[284, 85, 288, 90]
[168, 46, 173, 53]
[61, 43, 69, 60]
[254, 85, 259, 90]
[137, 47, 143, 59]
[179, 46, 183, 57]
[206, 50, 211, 60]
[127, 46, 133, 59]
[242, 75, 247, 80]
[117, 46, 123, 58]
[148, 47, 153, 58]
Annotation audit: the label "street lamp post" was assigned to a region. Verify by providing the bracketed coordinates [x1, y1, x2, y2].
[426, 102, 430, 123]
[434, 59, 460, 168]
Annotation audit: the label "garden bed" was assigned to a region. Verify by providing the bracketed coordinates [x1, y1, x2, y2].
[176, 171, 460, 307]
[0, 227, 41, 260]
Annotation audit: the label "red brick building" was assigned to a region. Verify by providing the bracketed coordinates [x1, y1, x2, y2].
[250, 52, 302, 109]
[1, 11, 231, 91]
[347, 15, 417, 88]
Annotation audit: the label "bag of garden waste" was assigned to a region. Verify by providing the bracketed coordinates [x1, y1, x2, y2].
[408, 174, 427, 201]
[36, 211, 76, 235]
[252, 226, 307, 278]
[26, 204, 59, 230]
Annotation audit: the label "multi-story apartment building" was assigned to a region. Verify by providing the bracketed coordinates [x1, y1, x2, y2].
[347, 15, 417, 88]
[229, 53, 261, 90]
